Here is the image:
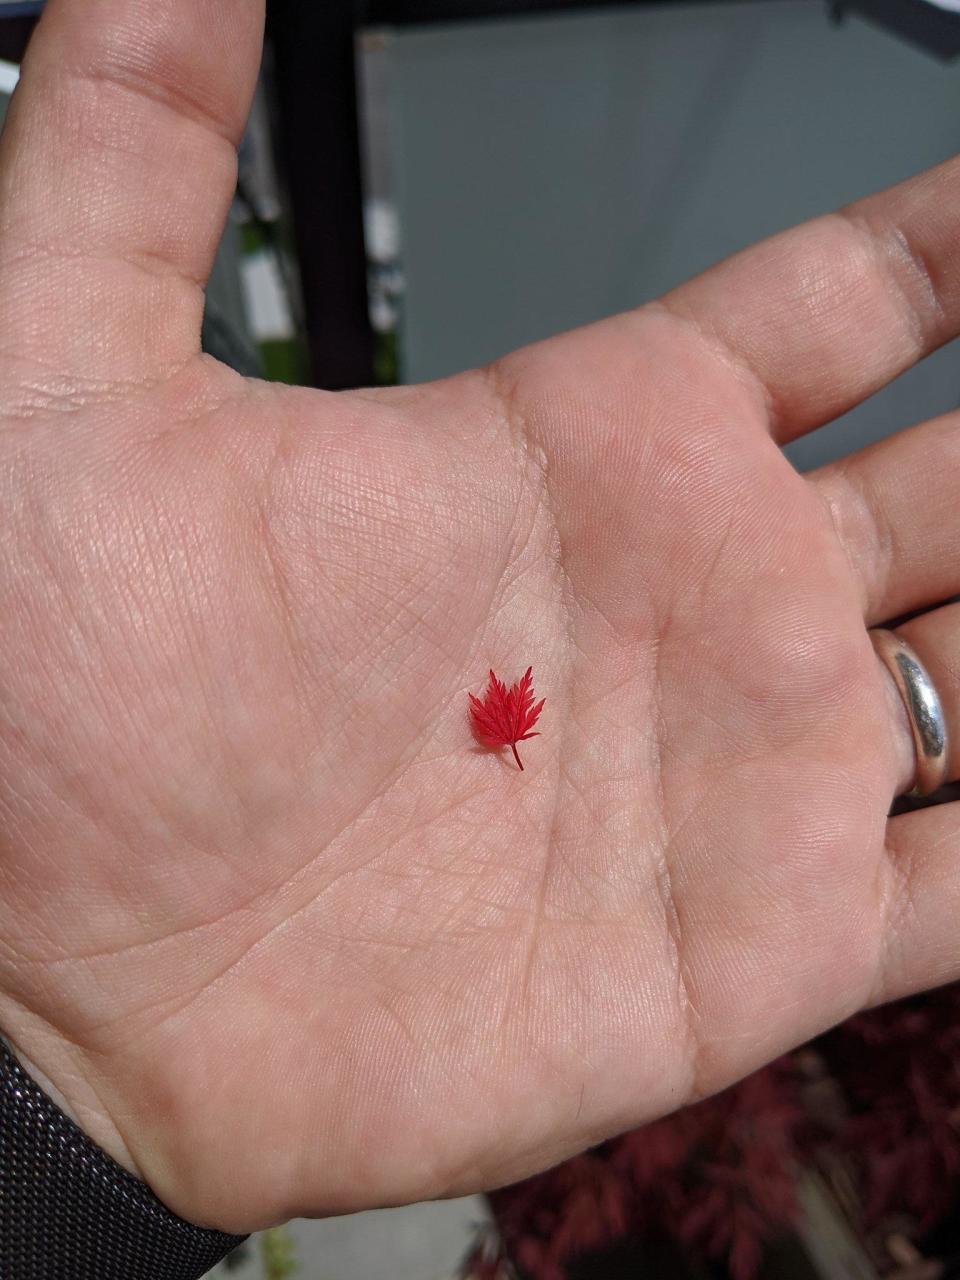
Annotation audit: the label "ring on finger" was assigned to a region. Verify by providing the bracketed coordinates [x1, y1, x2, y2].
[870, 627, 949, 798]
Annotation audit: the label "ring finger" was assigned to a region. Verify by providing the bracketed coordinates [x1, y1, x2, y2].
[808, 408, 960, 627]
[806, 411, 960, 797]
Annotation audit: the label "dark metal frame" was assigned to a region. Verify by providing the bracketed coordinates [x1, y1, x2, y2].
[0, 14, 34, 61]
[266, 3, 376, 390]
[363, 0, 699, 20]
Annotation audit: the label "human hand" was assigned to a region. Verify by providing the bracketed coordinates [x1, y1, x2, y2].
[1, 0, 958, 1235]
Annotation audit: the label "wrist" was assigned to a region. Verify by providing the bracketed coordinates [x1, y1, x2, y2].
[0, 1036, 247, 1277]
[0, 1018, 141, 1181]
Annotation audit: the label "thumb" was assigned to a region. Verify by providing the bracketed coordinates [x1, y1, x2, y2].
[0, 0, 263, 389]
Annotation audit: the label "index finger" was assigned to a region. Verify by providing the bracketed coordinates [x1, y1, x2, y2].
[657, 154, 960, 445]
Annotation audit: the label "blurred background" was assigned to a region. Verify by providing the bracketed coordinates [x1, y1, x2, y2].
[2, 0, 960, 1276]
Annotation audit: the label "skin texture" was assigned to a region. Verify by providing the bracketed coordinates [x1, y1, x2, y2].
[1, 0, 960, 1236]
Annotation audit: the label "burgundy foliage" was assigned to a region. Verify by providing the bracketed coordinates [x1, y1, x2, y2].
[469, 986, 960, 1280]
[818, 987, 960, 1231]
[486, 1061, 803, 1280]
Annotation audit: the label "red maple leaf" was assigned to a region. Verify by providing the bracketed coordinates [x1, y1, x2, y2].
[469, 667, 545, 771]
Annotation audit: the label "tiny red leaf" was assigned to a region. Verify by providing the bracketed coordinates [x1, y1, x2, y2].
[469, 666, 545, 770]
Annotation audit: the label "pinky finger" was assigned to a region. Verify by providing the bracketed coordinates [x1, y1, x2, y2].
[874, 796, 960, 1007]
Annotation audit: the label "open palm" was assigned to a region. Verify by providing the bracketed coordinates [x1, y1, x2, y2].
[1, 0, 959, 1236]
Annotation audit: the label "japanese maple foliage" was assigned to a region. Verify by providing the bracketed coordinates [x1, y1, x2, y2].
[469, 667, 545, 770]
[819, 987, 960, 1232]
[470, 985, 960, 1280]
[476, 1062, 804, 1280]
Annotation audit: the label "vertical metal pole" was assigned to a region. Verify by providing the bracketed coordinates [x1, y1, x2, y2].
[267, 0, 376, 389]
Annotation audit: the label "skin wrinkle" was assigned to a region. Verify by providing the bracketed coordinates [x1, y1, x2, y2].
[867, 793, 960, 1011]
[15, 399, 496, 988]
[1, 379, 140, 423]
[128, 366, 251, 445]
[896, 814, 960, 972]
[873, 837, 917, 1009]
[0, 242, 212, 377]
[843, 462, 903, 622]
[647, 298, 780, 434]
[485, 370, 575, 1024]
[834, 207, 949, 354]
[106, 514, 256, 885]
[491, 333, 703, 1112]
[389, 392, 556, 770]
[890, 221, 950, 336]
[8, 495, 498, 978]
[119, 704, 545, 1054]
[0, 528, 178, 877]
[814, 467, 881, 617]
[341, 561, 460, 674]
[48, 561, 334, 908]
[79, 860, 352, 1047]
[0, 357, 243, 453]
[811, 467, 918, 792]
[650, 619, 702, 1106]
[0, 989, 144, 1165]
[0, 326, 183, 394]
[280, 391, 531, 763]
[330, 879, 517, 960]
[363, 782, 503, 885]
[370, 884, 519, 982]
[253, 449, 309, 699]
[7, 83, 222, 180]
[62, 55, 245, 150]
[0, 229, 212, 300]
[693, 499, 740, 620]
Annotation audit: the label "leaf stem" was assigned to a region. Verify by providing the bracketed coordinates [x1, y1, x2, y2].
[511, 743, 524, 770]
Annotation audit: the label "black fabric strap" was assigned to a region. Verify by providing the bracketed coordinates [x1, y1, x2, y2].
[0, 1038, 247, 1279]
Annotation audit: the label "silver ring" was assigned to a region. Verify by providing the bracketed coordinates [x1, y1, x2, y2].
[870, 628, 949, 797]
